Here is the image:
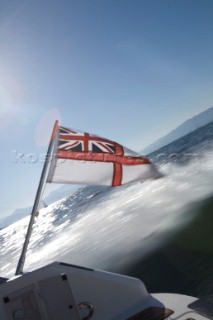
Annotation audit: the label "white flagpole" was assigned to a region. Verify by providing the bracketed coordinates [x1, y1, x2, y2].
[15, 120, 59, 275]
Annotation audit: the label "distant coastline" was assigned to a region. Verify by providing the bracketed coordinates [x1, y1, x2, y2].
[141, 107, 213, 154]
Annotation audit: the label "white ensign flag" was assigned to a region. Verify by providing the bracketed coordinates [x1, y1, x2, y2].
[47, 125, 161, 186]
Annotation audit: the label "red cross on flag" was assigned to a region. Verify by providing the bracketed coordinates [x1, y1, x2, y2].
[47, 125, 161, 186]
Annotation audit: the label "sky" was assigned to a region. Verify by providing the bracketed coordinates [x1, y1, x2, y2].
[0, 0, 213, 217]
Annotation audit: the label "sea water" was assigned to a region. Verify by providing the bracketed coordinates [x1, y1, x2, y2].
[0, 121, 213, 302]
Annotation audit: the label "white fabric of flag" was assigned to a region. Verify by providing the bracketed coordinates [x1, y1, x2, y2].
[47, 125, 161, 186]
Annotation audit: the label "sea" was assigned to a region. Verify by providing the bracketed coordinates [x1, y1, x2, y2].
[0, 121, 213, 302]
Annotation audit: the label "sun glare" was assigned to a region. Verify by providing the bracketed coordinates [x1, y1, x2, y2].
[0, 85, 12, 117]
[35, 108, 62, 147]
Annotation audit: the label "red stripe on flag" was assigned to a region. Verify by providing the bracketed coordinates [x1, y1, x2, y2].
[112, 163, 122, 186]
[114, 143, 124, 156]
[59, 134, 116, 143]
[84, 133, 89, 152]
[57, 150, 151, 165]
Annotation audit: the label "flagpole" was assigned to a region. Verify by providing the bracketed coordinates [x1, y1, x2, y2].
[15, 120, 59, 276]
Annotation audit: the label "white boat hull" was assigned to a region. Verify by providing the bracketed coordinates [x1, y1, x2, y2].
[0, 262, 212, 320]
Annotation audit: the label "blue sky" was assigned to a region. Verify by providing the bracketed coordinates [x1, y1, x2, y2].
[0, 0, 213, 217]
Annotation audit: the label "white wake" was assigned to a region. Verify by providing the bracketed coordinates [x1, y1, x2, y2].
[0, 152, 213, 278]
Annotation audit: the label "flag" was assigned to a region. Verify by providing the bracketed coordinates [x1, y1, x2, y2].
[47, 125, 161, 186]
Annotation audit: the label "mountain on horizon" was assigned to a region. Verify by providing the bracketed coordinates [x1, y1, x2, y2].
[141, 107, 213, 154]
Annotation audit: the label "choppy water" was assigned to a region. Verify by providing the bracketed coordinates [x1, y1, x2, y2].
[0, 121, 213, 302]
